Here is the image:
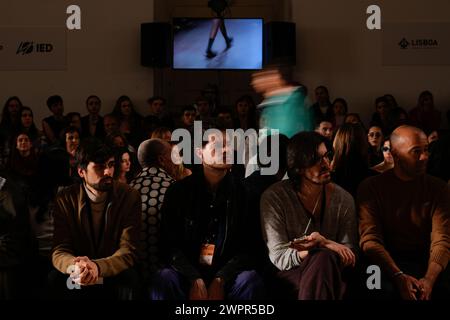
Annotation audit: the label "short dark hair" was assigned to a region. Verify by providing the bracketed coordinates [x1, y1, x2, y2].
[315, 85, 329, 94]
[182, 105, 197, 114]
[147, 96, 166, 105]
[46, 95, 63, 109]
[66, 112, 81, 121]
[76, 141, 114, 170]
[287, 131, 328, 188]
[215, 106, 232, 117]
[314, 116, 334, 129]
[61, 125, 80, 139]
[137, 138, 167, 168]
[332, 98, 348, 113]
[375, 96, 389, 107]
[86, 95, 101, 105]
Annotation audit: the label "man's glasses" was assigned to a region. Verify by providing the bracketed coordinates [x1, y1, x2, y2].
[317, 151, 334, 164]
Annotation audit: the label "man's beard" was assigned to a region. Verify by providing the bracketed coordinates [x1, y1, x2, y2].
[90, 176, 113, 192]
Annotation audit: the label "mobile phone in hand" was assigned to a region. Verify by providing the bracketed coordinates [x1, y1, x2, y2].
[291, 235, 309, 245]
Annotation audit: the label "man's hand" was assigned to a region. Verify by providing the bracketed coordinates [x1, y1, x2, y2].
[189, 278, 208, 300]
[418, 277, 433, 300]
[74, 256, 99, 286]
[290, 232, 326, 251]
[324, 241, 356, 267]
[208, 277, 225, 300]
[394, 273, 422, 300]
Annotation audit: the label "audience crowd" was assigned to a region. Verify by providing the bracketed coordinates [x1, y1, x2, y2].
[0, 83, 448, 300]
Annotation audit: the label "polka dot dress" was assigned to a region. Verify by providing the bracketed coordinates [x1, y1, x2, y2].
[130, 166, 175, 277]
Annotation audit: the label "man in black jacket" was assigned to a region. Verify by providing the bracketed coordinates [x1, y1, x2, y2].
[151, 128, 264, 300]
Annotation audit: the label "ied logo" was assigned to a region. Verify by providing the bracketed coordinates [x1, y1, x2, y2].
[398, 38, 409, 49]
[16, 42, 34, 55]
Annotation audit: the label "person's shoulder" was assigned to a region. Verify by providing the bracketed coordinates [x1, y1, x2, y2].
[330, 183, 354, 205]
[361, 169, 391, 187]
[55, 183, 80, 202]
[262, 179, 292, 199]
[424, 174, 449, 191]
[115, 181, 139, 197]
[164, 172, 196, 195]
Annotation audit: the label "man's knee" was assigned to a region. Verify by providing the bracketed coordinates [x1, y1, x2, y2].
[308, 248, 340, 265]
[229, 270, 266, 299]
[154, 267, 182, 284]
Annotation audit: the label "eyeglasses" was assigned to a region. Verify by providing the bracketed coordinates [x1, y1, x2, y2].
[316, 151, 334, 164]
[382, 146, 390, 152]
[369, 132, 382, 138]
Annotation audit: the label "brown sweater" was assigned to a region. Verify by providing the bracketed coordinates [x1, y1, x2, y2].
[357, 169, 449, 277]
[52, 182, 141, 278]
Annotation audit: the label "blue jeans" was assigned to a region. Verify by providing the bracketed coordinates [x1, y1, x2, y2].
[150, 267, 266, 300]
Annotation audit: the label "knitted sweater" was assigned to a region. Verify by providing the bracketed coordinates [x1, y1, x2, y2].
[260, 180, 357, 271]
[357, 169, 449, 276]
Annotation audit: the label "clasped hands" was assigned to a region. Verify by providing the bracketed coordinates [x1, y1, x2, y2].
[70, 256, 100, 286]
[189, 277, 225, 300]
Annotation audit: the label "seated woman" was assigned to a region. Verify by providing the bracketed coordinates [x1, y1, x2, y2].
[18, 106, 47, 154]
[330, 98, 348, 129]
[113, 147, 134, 184]
[66, 112, 83, 137]
[0, 97, 23, 169]
[367, 125, 384, 167]
[371, 137, 394, 173]
[1, 96, 22, 137]
[106, 132, 141, 177]
[332, 123, 377, 198]
[42, 95, 67, 145]
[7, 132, 39, 191]
[234, 95, 257, 130]
[111, 95, 144, 149]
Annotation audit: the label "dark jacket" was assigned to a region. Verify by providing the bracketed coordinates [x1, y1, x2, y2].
[81, 115, 105, 139]
[52, 182, 141, 277]
[160, 170, 254, 284]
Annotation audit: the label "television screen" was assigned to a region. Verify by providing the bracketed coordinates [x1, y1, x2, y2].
[173, 18, 263, 70]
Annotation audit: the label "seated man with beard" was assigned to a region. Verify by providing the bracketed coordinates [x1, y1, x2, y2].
[49, 141, 141, 299]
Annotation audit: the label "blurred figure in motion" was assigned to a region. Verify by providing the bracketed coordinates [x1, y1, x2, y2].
[251, 67, 313, 138]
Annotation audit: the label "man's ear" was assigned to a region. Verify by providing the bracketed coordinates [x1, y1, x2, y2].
[157, 154, 165, 167]
[77, 167, 85, 179]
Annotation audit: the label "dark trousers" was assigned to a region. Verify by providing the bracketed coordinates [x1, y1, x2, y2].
[47, 267, 140, 300]
[369, 257, 450, 300]
[276, 248, 345, 300]
[150, 267, 266, 300]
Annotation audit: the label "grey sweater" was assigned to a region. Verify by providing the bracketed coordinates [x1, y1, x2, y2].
[260, 180, 357, 271]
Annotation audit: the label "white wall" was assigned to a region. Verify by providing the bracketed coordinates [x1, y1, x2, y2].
[292, 0, 450, 126]
[0, 0, 154, 126]
[4, 0, 448, 128]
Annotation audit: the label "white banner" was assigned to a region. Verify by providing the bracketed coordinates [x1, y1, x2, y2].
[382, 23, 450, 66]
[0, 27, 66, 70]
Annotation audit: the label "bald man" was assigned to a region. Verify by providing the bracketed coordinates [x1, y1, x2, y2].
[130, 139, 177, 285]
[358, 125, 449, 300]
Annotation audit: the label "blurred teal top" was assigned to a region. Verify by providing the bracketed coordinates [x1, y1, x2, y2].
[258, 87, 313, 138]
